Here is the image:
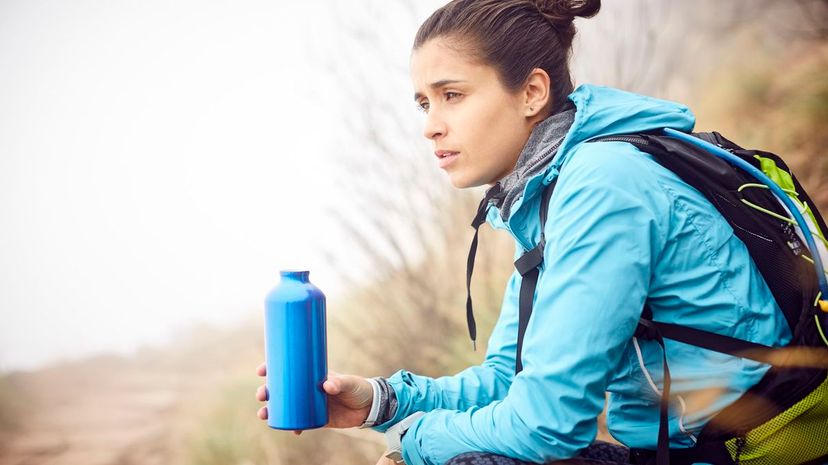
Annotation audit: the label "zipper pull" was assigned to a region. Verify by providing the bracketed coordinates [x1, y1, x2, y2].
[782, 223, 805, 256]
[734, 436, 746, 465]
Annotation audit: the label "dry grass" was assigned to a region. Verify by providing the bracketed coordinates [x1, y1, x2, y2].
[693, 36, 828, 215]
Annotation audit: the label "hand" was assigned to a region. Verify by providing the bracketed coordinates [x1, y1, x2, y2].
[255, 362, 374, 435]
[374, 457, 397, 465]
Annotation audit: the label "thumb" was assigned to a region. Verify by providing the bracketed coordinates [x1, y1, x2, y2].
[325, 373, 370, 399]
[323, 374, 344, 395]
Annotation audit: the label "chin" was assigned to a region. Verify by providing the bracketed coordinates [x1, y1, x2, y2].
[448, 173, 478, 189]
[449, 172, 496, 190]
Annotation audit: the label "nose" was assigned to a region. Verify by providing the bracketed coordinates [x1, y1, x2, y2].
[423, 109, 446, 140]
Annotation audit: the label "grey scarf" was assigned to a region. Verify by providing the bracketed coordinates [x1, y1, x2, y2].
[490, 104, 576, 221]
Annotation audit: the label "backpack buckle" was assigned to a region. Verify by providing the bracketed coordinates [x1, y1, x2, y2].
[514, 244, 544, 276]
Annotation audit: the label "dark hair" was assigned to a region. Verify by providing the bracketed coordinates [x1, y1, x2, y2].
[413, 0, 601, 115]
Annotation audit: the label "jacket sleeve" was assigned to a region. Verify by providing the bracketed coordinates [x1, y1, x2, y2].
[398, 143, 669, 465]
[371, 268, 522, 433]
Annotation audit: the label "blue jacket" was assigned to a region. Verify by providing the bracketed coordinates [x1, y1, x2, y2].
[374, 84, 791, 465]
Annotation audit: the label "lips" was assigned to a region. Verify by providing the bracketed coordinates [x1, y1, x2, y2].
[435, 150, 459, 159]
[435, 150, 459, 169]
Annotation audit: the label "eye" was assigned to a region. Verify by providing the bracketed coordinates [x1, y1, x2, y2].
[415, 92, 461, 113]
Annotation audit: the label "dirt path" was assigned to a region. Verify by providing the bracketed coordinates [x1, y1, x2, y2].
[0, 355, 185, 465]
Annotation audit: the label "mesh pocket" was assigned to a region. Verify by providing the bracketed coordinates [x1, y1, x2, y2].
[725, 375, 828, 465]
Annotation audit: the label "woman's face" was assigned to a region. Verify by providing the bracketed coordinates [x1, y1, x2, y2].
[410, 38, 538, 188]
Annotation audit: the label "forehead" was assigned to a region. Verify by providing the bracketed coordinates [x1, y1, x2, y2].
[410, 38, 496, 90]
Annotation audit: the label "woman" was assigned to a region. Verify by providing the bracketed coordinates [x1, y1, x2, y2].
[256, 1, 792, 464]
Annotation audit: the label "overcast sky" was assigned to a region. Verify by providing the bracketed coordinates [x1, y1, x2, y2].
[0, 0, 448, 372]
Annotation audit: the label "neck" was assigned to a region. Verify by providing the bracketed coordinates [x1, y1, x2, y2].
[490, 103, 576, 221]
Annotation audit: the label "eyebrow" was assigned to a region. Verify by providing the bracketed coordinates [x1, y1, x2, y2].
[413, 79, 466, 101]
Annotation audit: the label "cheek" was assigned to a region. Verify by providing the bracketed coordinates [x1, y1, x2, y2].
[464, 99, 526, 163]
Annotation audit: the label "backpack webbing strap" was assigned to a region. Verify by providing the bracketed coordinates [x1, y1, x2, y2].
[465, 183, 505, 350]
[636, 319, 672, 465]
[514, 180, 557, 374]
[515, 266, 539, 374]
[641, 320, 828, 368]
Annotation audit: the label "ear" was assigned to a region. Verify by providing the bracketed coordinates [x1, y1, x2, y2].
[522, 68, 551, 118]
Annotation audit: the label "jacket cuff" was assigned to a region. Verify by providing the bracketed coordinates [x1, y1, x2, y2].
[372, 370, 412, 433]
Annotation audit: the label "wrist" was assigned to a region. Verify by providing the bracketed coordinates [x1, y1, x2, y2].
[358, 378, 382, 428]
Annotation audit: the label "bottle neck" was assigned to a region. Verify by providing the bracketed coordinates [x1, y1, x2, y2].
[280, 270, 310, 283]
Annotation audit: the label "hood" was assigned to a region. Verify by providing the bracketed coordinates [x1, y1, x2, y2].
[486, 84, 696, 231]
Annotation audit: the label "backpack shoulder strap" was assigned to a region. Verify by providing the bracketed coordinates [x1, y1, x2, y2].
[514, 179, 557, 374]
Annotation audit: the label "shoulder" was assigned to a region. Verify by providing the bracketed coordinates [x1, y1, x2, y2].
[549, 140, 674, 216]
[546, 140, 673, 245]
[557, 139, 664, 189]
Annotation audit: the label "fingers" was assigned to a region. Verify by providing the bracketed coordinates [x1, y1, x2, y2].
[256, 363, 268, 421]
[256, 385, 268, 402]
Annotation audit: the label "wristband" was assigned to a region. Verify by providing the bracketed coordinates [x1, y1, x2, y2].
[358, 377, 381, 428]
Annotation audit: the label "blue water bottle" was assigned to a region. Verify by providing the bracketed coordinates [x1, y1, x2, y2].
[264, 270, 328, 430]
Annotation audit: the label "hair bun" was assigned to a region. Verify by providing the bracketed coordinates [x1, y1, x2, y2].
[532, 0, 601, 28]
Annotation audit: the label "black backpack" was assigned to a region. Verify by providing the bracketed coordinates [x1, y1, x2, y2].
[464, 129, 828, 465]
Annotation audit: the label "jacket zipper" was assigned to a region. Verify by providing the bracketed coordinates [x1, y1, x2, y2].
[594, 135, 650, 146]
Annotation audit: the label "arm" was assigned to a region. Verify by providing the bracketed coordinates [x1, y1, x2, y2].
[372, 268, 523, 432]
[399, 143, 669, 465]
